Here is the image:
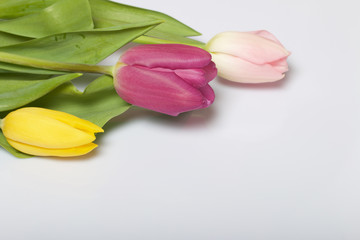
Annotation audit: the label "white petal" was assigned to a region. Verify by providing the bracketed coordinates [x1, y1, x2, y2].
[207, 31, 290, 65]
[212, 53, 285, 83]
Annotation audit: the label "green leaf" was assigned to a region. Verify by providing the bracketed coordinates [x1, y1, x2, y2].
[0, 0, 56, 19]
[0, 131, 32, 158]
[0, 0, 200, 37]
[28, 75, 131, 127]
[88, 0, 206, 48]
[0, 73, 82, 112]
[89, 0, 200, 37]
[0, 0, 94, 38]
[0, 21, 161, 74]
[134, 32, 206, 49]
[0, 32, 31, 47]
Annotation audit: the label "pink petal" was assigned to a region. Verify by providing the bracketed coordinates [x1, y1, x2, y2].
[206, 31, 290, 65]
[248, 30, 283, 46]
[203, 61, 218, 83]
[271, 58, 289, 73]
[121, 44, 212, 69]
[198, 84, 215, 106]
[175, 68, 207, 88]
[115, 66, 212, 116]
[174, 62, 217, 88]
[211, 53, 285, 83]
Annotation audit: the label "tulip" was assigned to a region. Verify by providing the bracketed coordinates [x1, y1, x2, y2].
[206, 30, 290, 83]
[0, 44, 216, 116]
[113, 44, 217, 116]
[0, 107, 103, 157]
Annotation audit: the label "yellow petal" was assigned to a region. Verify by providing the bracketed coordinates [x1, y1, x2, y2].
[3, 110, 96, 148]
[17, 107, 103, 133]
[7, 139, 98, 157]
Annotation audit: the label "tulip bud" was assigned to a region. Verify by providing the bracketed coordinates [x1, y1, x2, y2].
[113, 44, 217, 116]
[0, 107, 103, 157]
[206, 30, 290, 83]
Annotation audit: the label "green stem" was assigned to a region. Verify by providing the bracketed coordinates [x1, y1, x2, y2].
[134, 35, 207, 49]
[0, 51, 114, 76]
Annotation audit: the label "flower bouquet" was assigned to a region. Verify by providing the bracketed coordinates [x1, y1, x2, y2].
[0, 0, 290, 158]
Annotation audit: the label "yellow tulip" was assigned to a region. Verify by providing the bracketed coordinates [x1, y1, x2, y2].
[0, 107, 103, 157]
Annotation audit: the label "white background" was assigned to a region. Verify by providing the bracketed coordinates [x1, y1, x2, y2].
[1, 0, 360, 239]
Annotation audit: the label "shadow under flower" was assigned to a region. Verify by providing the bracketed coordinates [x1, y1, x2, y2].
[38, 147, 101, 162]
[103, 105, 217, 132]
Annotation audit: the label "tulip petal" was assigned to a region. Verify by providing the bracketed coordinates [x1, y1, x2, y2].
[203, 61, 218, 83]
[7, 139, 98, 157]
[198, 84, 215, 105]
[115, 66, 210, 116]
[206, 31, 290, 65]
[211, 53, 285, 83]
[3, 110, 96, 148]
[121, 44, 212, 69]
[20, 107, 104, 133]
[155, 61, 216, 88]
[271, 57, 289, 73]
[174, 68, 208, 88]
[249, 30, 283, 46]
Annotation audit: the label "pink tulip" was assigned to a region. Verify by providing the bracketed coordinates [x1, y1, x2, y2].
[114, 44, 217, 116]
[206, 30, 290, 83]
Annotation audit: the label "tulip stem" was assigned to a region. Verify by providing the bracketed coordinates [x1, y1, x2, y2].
[0, 51, 114, 76]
